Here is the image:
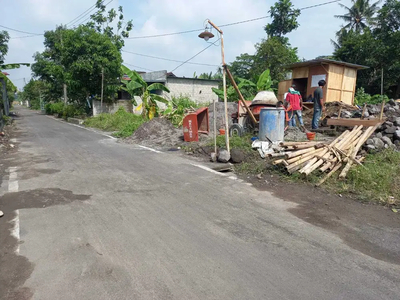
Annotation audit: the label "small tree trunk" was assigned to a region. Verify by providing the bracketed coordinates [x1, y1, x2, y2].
[63, 84, 68, 104]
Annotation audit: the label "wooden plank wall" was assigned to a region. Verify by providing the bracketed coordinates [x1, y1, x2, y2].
[278, 80, 293, 101]
[326, 64, 356, 105]
[307, 65, 329, 101]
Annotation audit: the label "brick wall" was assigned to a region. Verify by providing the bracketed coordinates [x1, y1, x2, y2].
[165, 78, 219, 104]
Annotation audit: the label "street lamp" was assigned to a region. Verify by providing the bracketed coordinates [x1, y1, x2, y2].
[199, 20, 230, 160]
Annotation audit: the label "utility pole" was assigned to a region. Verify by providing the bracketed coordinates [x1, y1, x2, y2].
[63, 83, 68, 104]
[101, 67, 104, 112]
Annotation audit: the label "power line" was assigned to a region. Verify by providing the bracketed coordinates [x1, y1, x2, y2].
[123, 62, 155, 72]
[171, 39, 220, 72]
[127, 0, 341, 40]
[69, 0, 113, 27]
[9, 0, 113, 39]
[122, 50, 219, 67]
[0, 24, 42, 36]
[65, 1, 99, 26]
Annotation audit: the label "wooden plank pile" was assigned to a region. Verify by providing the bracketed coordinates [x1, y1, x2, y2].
[272, 125, 379, 186]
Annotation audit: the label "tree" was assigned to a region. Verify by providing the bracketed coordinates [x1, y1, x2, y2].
[32, 25, 122, 103]
[251, 37, 299, 84]
[86, 0, 133, 51]
[228, 53, 254, 81]
[265, 0, 301, 38]
[121, 65, 170, 119]
[334, 0, 381, 33]
[0, 31, 9, 65]
[19, 79, 51, 110]
[334, 0, 400, 97]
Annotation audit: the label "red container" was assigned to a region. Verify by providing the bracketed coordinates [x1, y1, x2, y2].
[183, 107, 209, 142]
[306, 132, 316, 141]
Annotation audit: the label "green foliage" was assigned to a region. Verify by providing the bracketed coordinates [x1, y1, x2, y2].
[86, 0, 133, 51]
[334, 0, 380, 33]
[256, 69, 273, 92]
[0, 30, 10, 65]
[32, 25, 122, 104]
[208, 135, 254, 152]
[84, 106, 145, 138]
[162, 96, 201, 127]
[228, 53, 254, 80]
[212, 68, 274, 101]
[47, 102, 65, 115]
[354, 87, 389, 105]
[330, 149, 400, 204]
[121, 65, 170, 119]
[334, 0, 400, 98]
[3, 115, 12, 125]
[19, 79, 51, 110]
[252, 37, 299, 84]
[0, 74, 17, 108]
[265, 0, 301, 38]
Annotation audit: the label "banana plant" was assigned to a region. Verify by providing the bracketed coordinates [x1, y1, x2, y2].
[256, 69, 273, 92]
[121, 65, 170, 119]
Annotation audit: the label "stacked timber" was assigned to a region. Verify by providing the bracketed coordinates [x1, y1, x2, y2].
[272, 125, 379, 186]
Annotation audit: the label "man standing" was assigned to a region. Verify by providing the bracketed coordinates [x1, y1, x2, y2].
[312, 80, 326, 130]
[285, 84, 304, 129]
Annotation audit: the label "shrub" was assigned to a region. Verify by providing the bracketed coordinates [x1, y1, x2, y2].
[84, 106, 145, 138]
[163, 96, 202, 127]
[354, 88, 389, 106]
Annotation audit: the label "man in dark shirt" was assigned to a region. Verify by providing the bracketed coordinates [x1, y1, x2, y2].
[312, 80, 326, 129]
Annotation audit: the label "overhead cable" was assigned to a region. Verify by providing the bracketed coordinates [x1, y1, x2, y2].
[127, 0, 341, 40]
[122, 50, 219, 67]
[171, 39, 220, 72]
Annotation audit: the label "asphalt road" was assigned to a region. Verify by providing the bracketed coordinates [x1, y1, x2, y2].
[1, 107, 399, 300]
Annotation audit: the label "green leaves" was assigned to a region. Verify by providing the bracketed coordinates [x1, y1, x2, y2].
[257, 69, 273, 92]
[120, 65, 170, 119]
[265, 0, 301, 38]
[147, 83, 170, 93]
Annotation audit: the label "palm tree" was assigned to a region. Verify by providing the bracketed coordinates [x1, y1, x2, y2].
[334, 0, 381, 33]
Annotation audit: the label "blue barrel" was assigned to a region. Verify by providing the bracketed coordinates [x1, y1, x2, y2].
[258, 108, 285, 142]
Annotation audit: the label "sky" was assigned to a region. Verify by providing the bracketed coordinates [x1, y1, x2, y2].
[2, 0, 354, 90]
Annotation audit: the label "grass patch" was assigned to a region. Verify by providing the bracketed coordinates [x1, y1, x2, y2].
[270, 149, 400, 205]
[208, 134, 254, 152]
[84, 107, 146, 138]
[326, 149, 400, 205]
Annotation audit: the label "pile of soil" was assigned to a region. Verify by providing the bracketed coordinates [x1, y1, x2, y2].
[284, 126, 331, 142]
[124, 117, 184, 149]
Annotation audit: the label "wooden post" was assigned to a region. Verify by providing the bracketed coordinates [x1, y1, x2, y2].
[361, 104, 367, 119]
[101, 67, 104, 113]
[225, 67, 258, 124]
[63, 83, 68, 104]
[207, 20, 230, 155]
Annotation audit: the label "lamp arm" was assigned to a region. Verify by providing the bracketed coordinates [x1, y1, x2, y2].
[207, 19, 223, 34]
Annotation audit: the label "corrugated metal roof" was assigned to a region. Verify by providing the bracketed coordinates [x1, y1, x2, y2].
[285, 58, 368, 70]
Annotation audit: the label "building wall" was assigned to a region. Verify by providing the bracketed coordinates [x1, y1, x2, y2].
[165, 78, 219, 104]
[92, 100, 133, 116]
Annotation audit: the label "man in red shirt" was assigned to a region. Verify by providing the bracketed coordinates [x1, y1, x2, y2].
[285, 84, 304, 129]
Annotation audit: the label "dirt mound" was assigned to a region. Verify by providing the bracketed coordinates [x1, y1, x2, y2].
[124, 117, 184, 149]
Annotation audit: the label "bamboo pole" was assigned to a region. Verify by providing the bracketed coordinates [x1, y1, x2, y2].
[316, 163, 343, 187]
[339, 124, 378, 179]
[286, 148, 326, 172]
[225, 67, 257, 124]
[285, 147, 317, 159]
[286, 147, 325, 164]
[280, 141, 319, 147]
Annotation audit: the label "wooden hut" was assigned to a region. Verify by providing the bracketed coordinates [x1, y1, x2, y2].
[278, 58, 368, 106]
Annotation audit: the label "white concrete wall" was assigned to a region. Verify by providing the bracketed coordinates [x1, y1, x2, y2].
[92, 100, 133, 116]
[165, 78, 219, 104]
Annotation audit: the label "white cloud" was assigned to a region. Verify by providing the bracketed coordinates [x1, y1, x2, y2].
[2, 0, 355, 89]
